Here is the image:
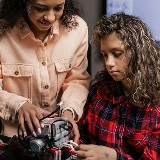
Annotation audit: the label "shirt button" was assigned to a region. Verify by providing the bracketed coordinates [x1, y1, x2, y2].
[14, 71, 19, 75]
[19, 26, 23, 30]
[9, 116, 12, 121]
[43, 103, 49, 107]
[39, 43, 43, 47]
[42, 61, 46, 66]
[44, 85, 49, 89]
[44, 43, 47, 47]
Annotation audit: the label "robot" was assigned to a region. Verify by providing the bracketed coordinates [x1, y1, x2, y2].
[27, 117, 78, 160]
[0, 103, 80, 160]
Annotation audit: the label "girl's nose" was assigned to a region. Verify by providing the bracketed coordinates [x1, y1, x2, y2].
[105, 57, 115, 66]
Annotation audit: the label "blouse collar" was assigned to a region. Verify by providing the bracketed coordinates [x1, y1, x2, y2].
[97, 80, 126, 104]
[17, 19, 60, 40]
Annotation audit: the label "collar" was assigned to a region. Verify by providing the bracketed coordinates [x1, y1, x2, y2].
[17, 19, 60, 40]
[97, 81, 126, 104]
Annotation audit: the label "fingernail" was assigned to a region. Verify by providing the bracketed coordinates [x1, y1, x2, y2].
[54, 113, 58, 116]
[37, 128, 41, 134]
[41, 123, 44, 128]
[32, 131, 37, 137]
[23, 132, 27, 137]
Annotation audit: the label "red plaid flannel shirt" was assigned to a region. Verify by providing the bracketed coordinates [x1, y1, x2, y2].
[79, 80, 160, 160]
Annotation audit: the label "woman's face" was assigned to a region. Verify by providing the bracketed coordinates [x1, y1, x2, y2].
[26, 0, 65, 33]
[100, 32, 130, 82]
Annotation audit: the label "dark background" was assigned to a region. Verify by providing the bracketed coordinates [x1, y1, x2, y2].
[79, 0, 106, 79]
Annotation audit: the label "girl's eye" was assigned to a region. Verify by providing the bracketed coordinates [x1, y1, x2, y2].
[35, 7, 46, 12]
[114, 52, 122, 58]
[103, 54, 108, 59]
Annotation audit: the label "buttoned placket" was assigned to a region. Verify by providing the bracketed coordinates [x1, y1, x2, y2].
[37, 42, 50, 109]
[116, 104, 127, 147]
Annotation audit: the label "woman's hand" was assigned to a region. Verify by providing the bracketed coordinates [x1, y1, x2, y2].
[61, 110, 80, 143]
[75, 144, 117, 160]
[18, 102, 57, 137]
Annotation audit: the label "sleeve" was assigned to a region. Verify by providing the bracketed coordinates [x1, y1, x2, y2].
[138, 110, 160, 160]
[60, 18, 91, 121]
[79, 83, 98, 144]
[78, 95, 91, 144]
[0, 64, 30, 121]
[116, 108, 160, 160]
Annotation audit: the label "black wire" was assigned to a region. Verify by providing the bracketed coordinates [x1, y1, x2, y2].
[39, 105, 61, 121]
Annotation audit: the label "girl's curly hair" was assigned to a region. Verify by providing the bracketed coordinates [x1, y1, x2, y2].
[0, 0, 81, 38]
[92, 12, 160, 106]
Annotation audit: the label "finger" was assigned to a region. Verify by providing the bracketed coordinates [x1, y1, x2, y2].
[18, 114, 26, 136]
[24, 114, 37, 137]
[36, 109, 45, 120]
[84, 158, 94, 160]
[49, 113, 58, 118]
[76, 144, 95, 151]
[33, 108, 48, 129]
[38, 109, 58, 126]
[72, 124, 80, 143]
[40, 110, 59, 128]
[30, 113, 42, 134]
[40, 109, 58, 119]
[75, 150, 95, 160]
[65, 117, 80, 143]
[74, 150, 87, 159]
[41, 109, 52, 117]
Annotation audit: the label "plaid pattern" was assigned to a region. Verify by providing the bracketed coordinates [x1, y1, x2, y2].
[79, 80, 160, 160]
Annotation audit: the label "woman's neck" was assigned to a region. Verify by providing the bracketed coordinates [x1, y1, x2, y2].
[26, 17, 50, 42]
[34, 31, 50, 42]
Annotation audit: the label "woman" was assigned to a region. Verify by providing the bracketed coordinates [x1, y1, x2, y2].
[0, 0, 90, 142]
[75, 13, 160, 159]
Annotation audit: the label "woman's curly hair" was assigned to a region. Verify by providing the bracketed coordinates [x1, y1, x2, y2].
[92, 12, 160, 106]
[0, 0, 81, 38]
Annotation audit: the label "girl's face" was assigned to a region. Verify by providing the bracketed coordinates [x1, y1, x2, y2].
[26, 0, 65, 34]
[100, 32, 130, 82]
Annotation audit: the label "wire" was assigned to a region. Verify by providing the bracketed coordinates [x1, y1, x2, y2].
[40, 105, 61, 121]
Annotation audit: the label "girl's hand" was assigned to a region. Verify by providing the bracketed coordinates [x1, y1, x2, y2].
[75, 144, 117, 160]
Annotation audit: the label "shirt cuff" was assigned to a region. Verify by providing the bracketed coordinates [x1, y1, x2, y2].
[16, 100, 29, 113]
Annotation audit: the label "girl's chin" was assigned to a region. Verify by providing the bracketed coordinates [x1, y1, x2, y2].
[112, 76, 126, 82]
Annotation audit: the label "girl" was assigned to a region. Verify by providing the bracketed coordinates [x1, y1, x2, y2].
[76, 13, 160, 160]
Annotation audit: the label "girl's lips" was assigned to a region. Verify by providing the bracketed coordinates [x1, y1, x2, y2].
[109, 70, 116, 73]
[109, 70, 119, 75]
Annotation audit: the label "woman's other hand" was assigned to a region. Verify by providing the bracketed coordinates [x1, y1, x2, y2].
[61, 110, 80, 143]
